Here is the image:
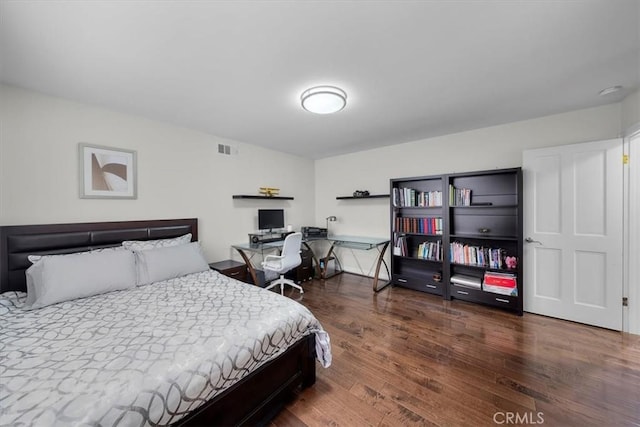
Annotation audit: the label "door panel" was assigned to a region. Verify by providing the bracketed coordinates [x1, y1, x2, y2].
[574, 150, 606, 235]
[533, 155, 562, 234]
[574, 250, 606, 307]
[524, 139, 623, 330]
[534, 247, 561, 299]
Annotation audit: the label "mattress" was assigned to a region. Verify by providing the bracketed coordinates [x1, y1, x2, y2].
[0, 270, 331, 426]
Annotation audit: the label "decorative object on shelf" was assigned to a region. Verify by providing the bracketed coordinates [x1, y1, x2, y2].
[300, 85, 347, 114]
[352, 190, 370, 198]
[505, 256, 518, 269]
[78, 143, 137, 199]
[232, 195, 294, 200]
[450, 274, 481, 289]
[259, 187, 280, 197]
[336, 194, 389, 200]
[326, 215, 337, 232]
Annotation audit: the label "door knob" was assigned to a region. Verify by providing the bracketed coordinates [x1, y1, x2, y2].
[525, 237, 542, 244]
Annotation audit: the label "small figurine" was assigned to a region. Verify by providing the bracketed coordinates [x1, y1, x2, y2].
[505, 256, 517, 269]
[259, 187, 280, 197]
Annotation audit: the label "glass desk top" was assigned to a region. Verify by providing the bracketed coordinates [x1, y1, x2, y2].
[325, 235, 389, 250]
[232, 235, 389, 253]
[232, 240, 285, 253]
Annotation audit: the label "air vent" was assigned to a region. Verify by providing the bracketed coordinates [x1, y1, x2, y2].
[218, 144, 232, 155]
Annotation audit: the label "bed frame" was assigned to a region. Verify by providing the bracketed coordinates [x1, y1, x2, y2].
[0, 218, 316, 426]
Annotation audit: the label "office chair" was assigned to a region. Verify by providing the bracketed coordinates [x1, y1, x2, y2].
[262, 232, 304, 296]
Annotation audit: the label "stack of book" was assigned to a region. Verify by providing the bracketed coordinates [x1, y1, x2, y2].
[449, 185, 471, 206]
[450, 242, 514, 269]
[483, 272, 517, 296]
[393, 235, 408, 256]
[395, 217, 443, 234]
[417, 240, 442, 261]
[393, 188, 443, 207]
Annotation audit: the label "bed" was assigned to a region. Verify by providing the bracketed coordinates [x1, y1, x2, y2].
[0, 218, 331, 426]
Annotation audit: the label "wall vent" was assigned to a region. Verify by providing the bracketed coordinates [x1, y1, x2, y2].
[218, 144, 232, 155]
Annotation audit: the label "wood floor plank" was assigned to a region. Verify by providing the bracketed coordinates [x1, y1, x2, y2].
[270, 273, 640, 426]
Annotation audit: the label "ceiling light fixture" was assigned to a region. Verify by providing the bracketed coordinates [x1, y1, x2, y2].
[598, 85, 623, 96]
[301, 86, 347, 114]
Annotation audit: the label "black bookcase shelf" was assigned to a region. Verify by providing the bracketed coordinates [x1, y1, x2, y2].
[232, 195, 294, 200]
[450, 205, 518, 209]
[392, 205, 442, 210]
[450, 234, 518, 241]
[336, 194, 390, 200]
[450, 262, 518, 273]
[390, 168, 523, 315]
[408, 258, 442, 264]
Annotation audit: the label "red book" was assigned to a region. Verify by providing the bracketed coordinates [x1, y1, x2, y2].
[483, 272, 516, 288]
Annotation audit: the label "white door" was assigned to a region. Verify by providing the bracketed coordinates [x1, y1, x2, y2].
[523, 139, 623, 330]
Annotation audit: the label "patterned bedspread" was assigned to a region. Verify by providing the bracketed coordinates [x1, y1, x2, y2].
[0, 270, 331, 426]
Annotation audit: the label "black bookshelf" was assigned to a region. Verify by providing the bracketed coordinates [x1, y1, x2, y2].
[390, 168, 523, 315]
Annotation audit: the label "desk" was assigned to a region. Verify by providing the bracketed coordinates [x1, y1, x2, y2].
[322, 235, 391, 292]
[232, 235, 391, 292]
[232, 240, 320, 286]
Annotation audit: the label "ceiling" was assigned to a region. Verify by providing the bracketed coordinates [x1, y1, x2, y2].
[1, 1, 638, 159]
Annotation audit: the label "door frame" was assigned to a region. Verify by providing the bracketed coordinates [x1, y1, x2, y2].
[624, 125, 640, 335]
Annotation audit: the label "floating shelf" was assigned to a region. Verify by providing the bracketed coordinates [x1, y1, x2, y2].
[336, 194, 390, 200]
[232, 195, 294, 200]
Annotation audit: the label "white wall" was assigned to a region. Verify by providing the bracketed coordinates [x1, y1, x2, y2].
[0, 84, 315, 263]
[622, 90, 640, 133]
[314, 103, 622, 282]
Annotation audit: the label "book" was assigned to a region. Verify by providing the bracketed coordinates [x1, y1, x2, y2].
[482, 272, 517, 296]
[417, 240, 442, 261]
[449, 184, 472, 206]
[483, 271, 517, 287]
[393, 187, 443, 207]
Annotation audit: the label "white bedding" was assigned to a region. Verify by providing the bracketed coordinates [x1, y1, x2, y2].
[0, 270, 331, 427]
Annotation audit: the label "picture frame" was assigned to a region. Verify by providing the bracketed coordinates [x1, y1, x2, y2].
[78, 143, 137, 199]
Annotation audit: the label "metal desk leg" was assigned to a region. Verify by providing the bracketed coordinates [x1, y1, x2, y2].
[234, 247, 259, 286]
[373, 241, 392, 292]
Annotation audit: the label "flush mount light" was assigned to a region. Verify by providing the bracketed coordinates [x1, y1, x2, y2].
[599, 85, 623, 96]
[301, 86, 347, 114]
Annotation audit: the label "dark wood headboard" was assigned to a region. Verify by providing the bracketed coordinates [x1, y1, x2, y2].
[0, 218, 198, 293]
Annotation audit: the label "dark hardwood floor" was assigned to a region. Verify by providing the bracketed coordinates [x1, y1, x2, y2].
[271, 273, 640, 426]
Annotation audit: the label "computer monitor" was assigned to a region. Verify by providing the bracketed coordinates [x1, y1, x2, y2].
[258, 209, 284, 232]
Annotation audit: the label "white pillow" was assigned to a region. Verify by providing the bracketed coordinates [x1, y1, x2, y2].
[134, 242, 209, 286]
[122, 233, 192, 251]
[24, 250, 137, 310]
[27, 251, 90, 264]
[27, 246, 124, 265]
[91, 246, 126, 253]
[25, 251, 90, 306]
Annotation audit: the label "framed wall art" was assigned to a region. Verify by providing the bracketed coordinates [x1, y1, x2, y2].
[78, 143, 137, 199]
